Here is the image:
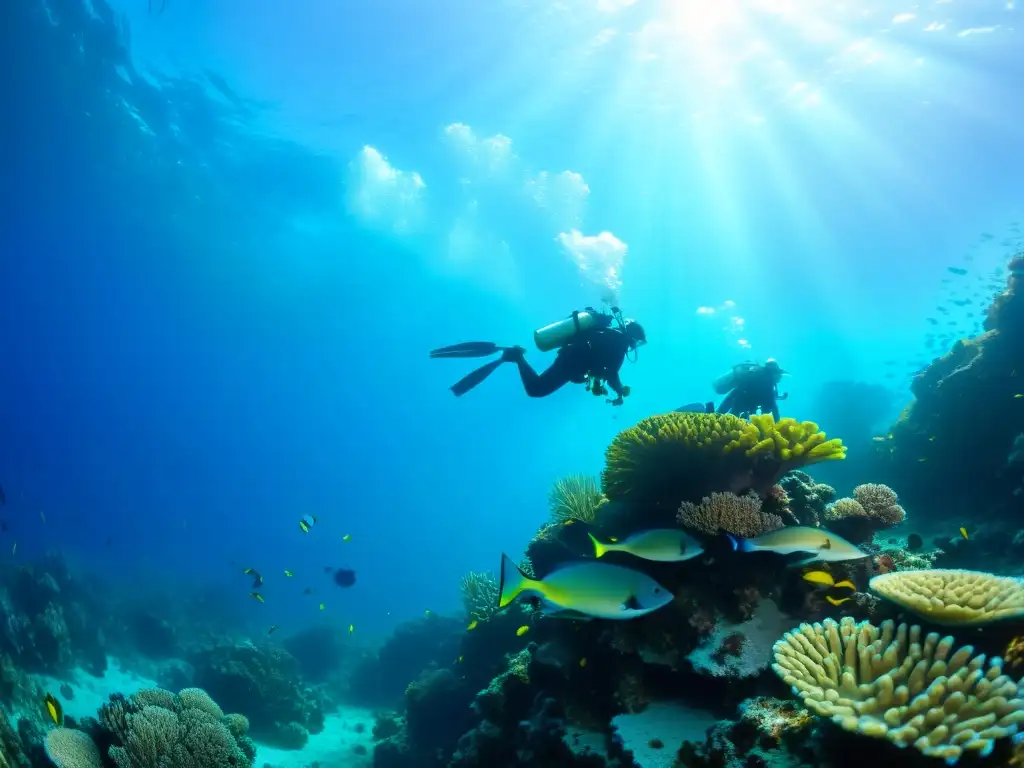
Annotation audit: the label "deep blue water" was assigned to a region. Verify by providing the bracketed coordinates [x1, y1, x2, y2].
[2, 0, 1022, 641]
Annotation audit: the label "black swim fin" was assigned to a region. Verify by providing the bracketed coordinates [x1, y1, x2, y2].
[429, 341, 504, 359]
[450, 360, 504, 397]
[675, 402, 707, 413]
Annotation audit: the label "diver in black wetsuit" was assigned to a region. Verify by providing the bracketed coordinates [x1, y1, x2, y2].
[430, 309, 646, 406]
[715, 359, 788, 420]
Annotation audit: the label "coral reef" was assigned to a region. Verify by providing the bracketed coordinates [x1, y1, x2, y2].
[0, 557, 106, 676]
[44, 727, 103, 768]
[687, 599, 793, 678]
[824, 483, 906, 544]
[189, 642, 324, 749]
[460, 571, 500, 623]
[349, 613, 464, 707]
[779, 471, 835, 527]
[677, 492, 784, 538]
[548, 474, 605, 525]
[870, 568, 1024, 626]
[601, 412, 846, 519]
[872, 253, 1024, 529]
[88, 686, 256, 767]
[773, 616, 1024, 763]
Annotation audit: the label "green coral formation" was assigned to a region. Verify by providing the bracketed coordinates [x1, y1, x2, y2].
[602, 412, 845, 510]
[773, 616, 1024, 763]
[99, 686, 255, 767]
[547, 474, 604, 525]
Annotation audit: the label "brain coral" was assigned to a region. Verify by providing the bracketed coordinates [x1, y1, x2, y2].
[870, 569, 1024, 626]
[602, 412, 845, 509]
[773, 616, 1024, 764]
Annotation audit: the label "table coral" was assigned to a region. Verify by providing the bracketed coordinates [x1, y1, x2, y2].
[870, 569, 1024, 626]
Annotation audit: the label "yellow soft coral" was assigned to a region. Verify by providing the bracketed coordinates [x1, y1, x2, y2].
[602, 412, 845, 508]
[870, 569, 1024, 626]
[773, 616, 1024, 764]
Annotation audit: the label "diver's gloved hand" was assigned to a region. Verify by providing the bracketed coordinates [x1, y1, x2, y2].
[620, 386, 631, 397]
[501, 345, 526, 362]
[608, 395, 625, 406]
[779, 392, 789, 400]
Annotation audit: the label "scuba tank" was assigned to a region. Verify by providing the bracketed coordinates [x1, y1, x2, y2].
[534, 307, 618, 352]
[712, 361, 760, 395]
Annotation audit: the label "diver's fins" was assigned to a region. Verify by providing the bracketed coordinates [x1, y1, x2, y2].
[429, 341, 504, 359]
[675, 402, 707, 413]
[450, 359, 504, 397]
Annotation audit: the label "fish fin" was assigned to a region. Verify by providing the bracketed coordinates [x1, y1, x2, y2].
[785, 554, 822, 567]
[541, 608, 594, 621]
[498, 553, 536, 608]
[587, 532, 609, 558]
[724, 533, 753, 553]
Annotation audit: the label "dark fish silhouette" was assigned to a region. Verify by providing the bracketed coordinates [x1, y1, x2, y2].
[332, 568, 357, 588]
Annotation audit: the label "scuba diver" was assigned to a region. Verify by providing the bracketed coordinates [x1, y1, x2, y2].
[430, 307, 646, 406]
[712, 359, 789, 420]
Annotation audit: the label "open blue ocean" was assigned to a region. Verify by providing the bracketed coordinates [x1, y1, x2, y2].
[3, 1, 1024, 766]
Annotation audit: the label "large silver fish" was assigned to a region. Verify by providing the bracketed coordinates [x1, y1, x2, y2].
[727, 526, 867, 565]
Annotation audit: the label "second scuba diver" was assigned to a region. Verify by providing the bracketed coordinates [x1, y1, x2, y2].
[712, 359, 788, 419]
[430, 307, 647, 406]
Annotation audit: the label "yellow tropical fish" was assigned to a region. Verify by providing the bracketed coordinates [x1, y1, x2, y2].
[284, 570, 294, 577]
[44, 693, 63, 726]
[832, 580, 856, 591]
[466, 620, 479, 631]
[319, 603, 325, 611]
[349, 624, 355, 634]
[1015, 394, 1023, 399]
[801, 570, 836, 586]
[457, 655, 464, 663]
[342, 534, 352, 542]
[516, 625, 530, 637]
[826, 595, 852, 606]
[960, 527, 969, 540]
[249, 592, 264, 603]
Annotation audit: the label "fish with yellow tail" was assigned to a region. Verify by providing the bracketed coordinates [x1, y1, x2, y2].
[801, 570, 858, 606]
[497, 553, 672, 620]
[588, 530, 703, 563]
[726, 526, 868, 565]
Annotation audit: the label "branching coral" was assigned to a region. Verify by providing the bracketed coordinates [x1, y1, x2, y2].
[602, 412, 845, 510]
[459, 571, 499, 623]
[870, 569, 1024, 626]
[823, 484, 905, 544]
[677, 492, 784, 538]
[547, 474, 604, 524]
[99, 687, 255, 768]
[773, 616, 1024, 764]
